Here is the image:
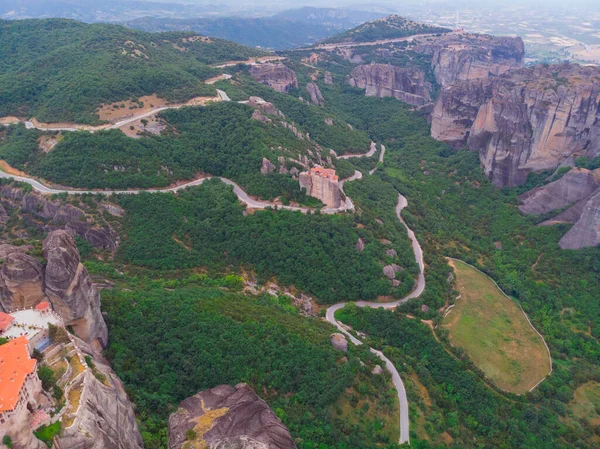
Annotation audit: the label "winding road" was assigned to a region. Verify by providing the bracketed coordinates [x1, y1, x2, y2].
[325, 192, 425, 446]
[3, 105, 420, 444]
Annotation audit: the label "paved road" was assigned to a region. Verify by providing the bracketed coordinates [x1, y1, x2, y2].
[292, 33, 445, 52]
[325, 191, 425, 446]
[338, 141, 378, 160]
[369, 144, 386, 175]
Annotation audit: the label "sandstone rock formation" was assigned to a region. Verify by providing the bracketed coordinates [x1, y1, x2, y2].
[431, 64, 600, 186]
[299, 166, 342, 208]
[330, 333, 348, 352]
[168, 383, 297, 449]
[0, 252, 46, 311]
[519, 168, 600, 215]
[249, 64, 298, 93]
[559, 190, 600, 249]
[306, 82, 325, 105]
[324, 72, 334, 85]
[348, 63, 432, 106]
[260, 158, 276, 174]
[42, 230, 108, 349]
[415, 33, 524, 87]
[0, 186, 118, 249]
[54, 337, 144, 449]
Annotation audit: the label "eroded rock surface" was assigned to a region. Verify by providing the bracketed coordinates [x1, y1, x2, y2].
[559, 189, 600, 249]
[0, 252, 46, 311]
[431, 64, 600, 186]
[168, 383, 297, 449]
[249, 64, 298, 93]
[330, 333, 348, 352]
[43, 230, 108, 348]
[349, 63, 432, 106]
[306, 82, 325, 105]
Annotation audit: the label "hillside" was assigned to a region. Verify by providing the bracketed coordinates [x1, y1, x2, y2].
[323, 14, 450, 44]
[0, 18, 265, 123]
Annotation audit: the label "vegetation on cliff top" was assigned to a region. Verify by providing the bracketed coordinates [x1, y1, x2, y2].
[0, 18, 264, 124]
[323, 15, 450, 44]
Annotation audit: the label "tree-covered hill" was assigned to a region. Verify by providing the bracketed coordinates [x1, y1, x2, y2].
[323, 14, 450, 44]
[0, 18, 265, 124]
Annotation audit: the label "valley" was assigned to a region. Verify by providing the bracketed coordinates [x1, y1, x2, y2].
[0, 9, 599, 449]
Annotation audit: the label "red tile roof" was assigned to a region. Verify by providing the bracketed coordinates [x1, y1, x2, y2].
[0, 313, 15, 332]
[310, 165, 338, 181]
[35, 302, 50, 311]
[0, 336, 37, 412]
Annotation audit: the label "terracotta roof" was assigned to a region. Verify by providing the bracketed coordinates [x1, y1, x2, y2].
[0, 336, 37, 412]
[310, 165, 338, 181]
[0, 313, 15, 332]
[35, 302, 50, 311]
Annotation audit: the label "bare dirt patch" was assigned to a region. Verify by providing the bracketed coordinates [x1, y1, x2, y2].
[0, 160, 29, 176]
[441, 258, 551, 394]
[38, 134, 62, 153]
[97, 95, 168, 123]
[0, 116, 21, 125]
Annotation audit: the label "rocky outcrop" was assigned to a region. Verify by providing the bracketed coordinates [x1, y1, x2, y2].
[0, 187, 118, 249]
[431, 64, 600, 186]
[415, 33, 524, 87]
[324, 72, 334, 85]
[519, 168, 600, 215]
[0, 252, 46, 311]
[43, 230, 108, 349]
[559, 189, 600, 249]
[249, 64, 298, 93]
[330, 333, 348, 352]
[348, 63, 432, 106]
[299, 166, 342, 208]
[260, 158, 276, 174]
[306, 83, 324, 105]
[168, 383, 297, 449]
[54, 338, 144, 449]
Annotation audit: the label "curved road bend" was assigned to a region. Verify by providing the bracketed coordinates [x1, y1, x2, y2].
[326, 193, 425, 446]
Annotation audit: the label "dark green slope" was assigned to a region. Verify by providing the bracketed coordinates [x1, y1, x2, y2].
[0, 18, 265, 123]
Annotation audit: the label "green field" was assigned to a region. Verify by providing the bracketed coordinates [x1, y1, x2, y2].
[570, 382, 600, 427]
[441, 259, 551, 394]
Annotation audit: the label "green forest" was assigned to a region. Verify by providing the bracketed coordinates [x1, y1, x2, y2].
[97, 267, 399, 449]
[115, 179, 412, 303]
[0, 103, 315, 202]
[0, 19, 263, 123]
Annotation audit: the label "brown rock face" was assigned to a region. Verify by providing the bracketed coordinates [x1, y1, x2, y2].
[43, 230, 108, 348]
[431, 64, 600, 186]
[55, 338, 144, 449]
[299, 166, 342, 208]
[0, 252, 46, 312]
[415, 33, 524, 87]
[349, 63, 432, 106]
[306, 82, 325, 105]
[330, 333, 348, 352]
[249, 64, 298, 93]
[519, 168, 600, 215]
[168, 383, 297, 449]
[559, 189, 600, 249]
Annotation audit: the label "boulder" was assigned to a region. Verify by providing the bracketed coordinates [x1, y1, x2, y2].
[330, 333, 348, 352]
[168, 383, 297, 449]
[356, 238, 365, 252]
[43, 230, 108, 349]
[261, 158, 276, 175]
[324, 72, 333, 85]
[372, 365, 383, 375]
[559, 189, 600, 249]
[0, 252, 46, 312]
[385, 249, 397, 257]
[519, 168, 600, 215]
[306, 82, 325, 105]
[383, 265, 396, 280]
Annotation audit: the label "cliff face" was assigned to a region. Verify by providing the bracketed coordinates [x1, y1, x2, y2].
[559, 189, 600, 249]
[431, 64, 600, 186]
[53, 338, 144, 449]
[519, 168, 600, 215]
[43, 231, 108, 349]
[249, 63, 298, 93]
[0, 231, 108, 349]
[348, 63, 432, 106]
[168, 383, 297, 449]
[415, 33, 524, 86]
